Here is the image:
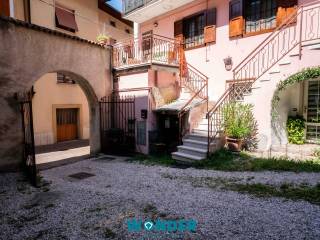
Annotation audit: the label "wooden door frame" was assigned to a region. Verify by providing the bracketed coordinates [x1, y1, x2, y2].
[52, 104, 82, 143]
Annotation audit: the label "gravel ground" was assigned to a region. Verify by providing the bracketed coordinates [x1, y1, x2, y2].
[1, 156, 320, 240]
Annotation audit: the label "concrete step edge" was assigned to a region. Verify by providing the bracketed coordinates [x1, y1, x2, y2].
[177, 145, 208, 153]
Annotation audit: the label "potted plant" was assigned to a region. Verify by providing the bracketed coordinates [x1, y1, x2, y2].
[97, 34, 111, 46]
[222, 102, 256, 152]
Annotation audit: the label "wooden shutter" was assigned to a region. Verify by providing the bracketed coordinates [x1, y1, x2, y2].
[142, 31, 152, 52]
[55, 6, 78, 32]
[174, 19, 187, 76]
[0, 0, 10, 17]
[204, 8, 217, 44]
[174, 20, 184, 43]
[276, 0, 298, 26]
[229, 0, 244, 38]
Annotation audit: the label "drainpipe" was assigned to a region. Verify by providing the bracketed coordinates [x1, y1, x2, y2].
[205, 0, 209, 62]
[24, 0, 31, 23]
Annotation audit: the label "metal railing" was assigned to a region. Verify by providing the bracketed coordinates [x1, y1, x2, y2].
[233, 1, 320, 99]
[123, 0, 157, 15]
[113, 33, 208, 143]
[207, 1, 320, 154]
[113, 33, 180, 69]
[178, 58, 208, 142]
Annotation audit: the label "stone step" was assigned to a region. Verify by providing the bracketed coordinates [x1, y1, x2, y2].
[302, 40, 320, 48]
[259, 79, 271, 82]
[194, 124, 208, 131]
[279, 60, 291, 66]
[177, 145, 207, 158]
[269, 69, 280, 74]
[308, 44, 320, 50]
[186, 132, 208, 141]
[172, 151, 204, 163]
[183, 138, 217, 152]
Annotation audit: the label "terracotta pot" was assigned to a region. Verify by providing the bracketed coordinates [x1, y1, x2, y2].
[226, 137, 243, 152]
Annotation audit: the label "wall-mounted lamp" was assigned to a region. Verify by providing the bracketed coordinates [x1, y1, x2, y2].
[224, 56, 233, 71]
[153, 21, 158, 28]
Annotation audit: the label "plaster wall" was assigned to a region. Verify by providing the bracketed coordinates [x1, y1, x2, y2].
[0, 18, 111, 170]
[13, 0, 133, 42]
[139, 0, 313, 101]
[32, 74, 90, 146]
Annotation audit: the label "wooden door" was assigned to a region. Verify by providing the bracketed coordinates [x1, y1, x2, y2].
[56, 108, 78, 142]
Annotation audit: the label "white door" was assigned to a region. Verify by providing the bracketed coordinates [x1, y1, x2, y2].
[304, 79, 320, 143]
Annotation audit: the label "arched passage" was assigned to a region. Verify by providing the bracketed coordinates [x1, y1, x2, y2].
[271, 67, 320, 145]
[31, 71, 99, 166]
[0, 17, 112, 170]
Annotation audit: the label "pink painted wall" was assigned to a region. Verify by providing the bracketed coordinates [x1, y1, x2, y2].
[118, 72, 150, 154]
[139, 0, 312, 101]
[118, 69, 181, 154]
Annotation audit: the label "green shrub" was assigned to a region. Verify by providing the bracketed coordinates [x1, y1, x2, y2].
[286, 116, 305, 144]
[222, 102, 257, 140]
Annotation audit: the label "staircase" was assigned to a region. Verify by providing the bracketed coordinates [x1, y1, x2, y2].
[207, 1, 320, 153]
[173, 1, 320, 163]
[170, 55, 212, 163]
[172, 116, 224, 163]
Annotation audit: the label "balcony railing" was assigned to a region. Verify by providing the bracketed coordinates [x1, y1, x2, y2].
[123, 0, 157, 15]
[113, 34, 181, 69]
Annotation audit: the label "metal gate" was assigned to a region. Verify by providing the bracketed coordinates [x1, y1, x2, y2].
[99, 95, 136, 155]
[18, 92, 37, 186]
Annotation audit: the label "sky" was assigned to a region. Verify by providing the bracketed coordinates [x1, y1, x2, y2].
[107, 0, 122, 12]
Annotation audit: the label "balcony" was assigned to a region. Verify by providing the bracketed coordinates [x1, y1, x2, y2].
[113, 34, 180, 70]
[122, 0, 194, 23]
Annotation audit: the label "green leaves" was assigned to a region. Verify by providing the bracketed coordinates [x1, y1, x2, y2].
[222, 102, 256, 139]
[272, 67, 320, 121]
[286, 116, 305, 144]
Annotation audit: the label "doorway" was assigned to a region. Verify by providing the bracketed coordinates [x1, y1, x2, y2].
[56, 108, 79, 142]
[304, 79, 320, 142]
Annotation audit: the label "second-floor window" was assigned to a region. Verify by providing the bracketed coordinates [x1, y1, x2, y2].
[184, 13, 205, 49]
[174, 8, 217, 50]
[245, 0, 277, 34]
[229, 0, 297, 38]
[55, 5, 78, 33]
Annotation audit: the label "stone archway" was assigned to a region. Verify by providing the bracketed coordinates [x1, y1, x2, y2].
[32, 70, 99, 154]
[0, 17, 112, 170]
[271, 67, 320, 145]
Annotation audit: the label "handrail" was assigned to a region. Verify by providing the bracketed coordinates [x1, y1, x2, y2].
[207, 0, 320, 154]
[207, 86, 233, 116]
[233, 6, 300, 73]
[180, 84, 208, 114]
[186, 62, 209, 79]
[112, 33, 181, 68]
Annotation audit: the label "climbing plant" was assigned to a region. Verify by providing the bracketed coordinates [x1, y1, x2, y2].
[271, 67, 320, 121]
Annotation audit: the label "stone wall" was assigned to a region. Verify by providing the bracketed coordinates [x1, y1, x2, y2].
[0, 17, 112, 170]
